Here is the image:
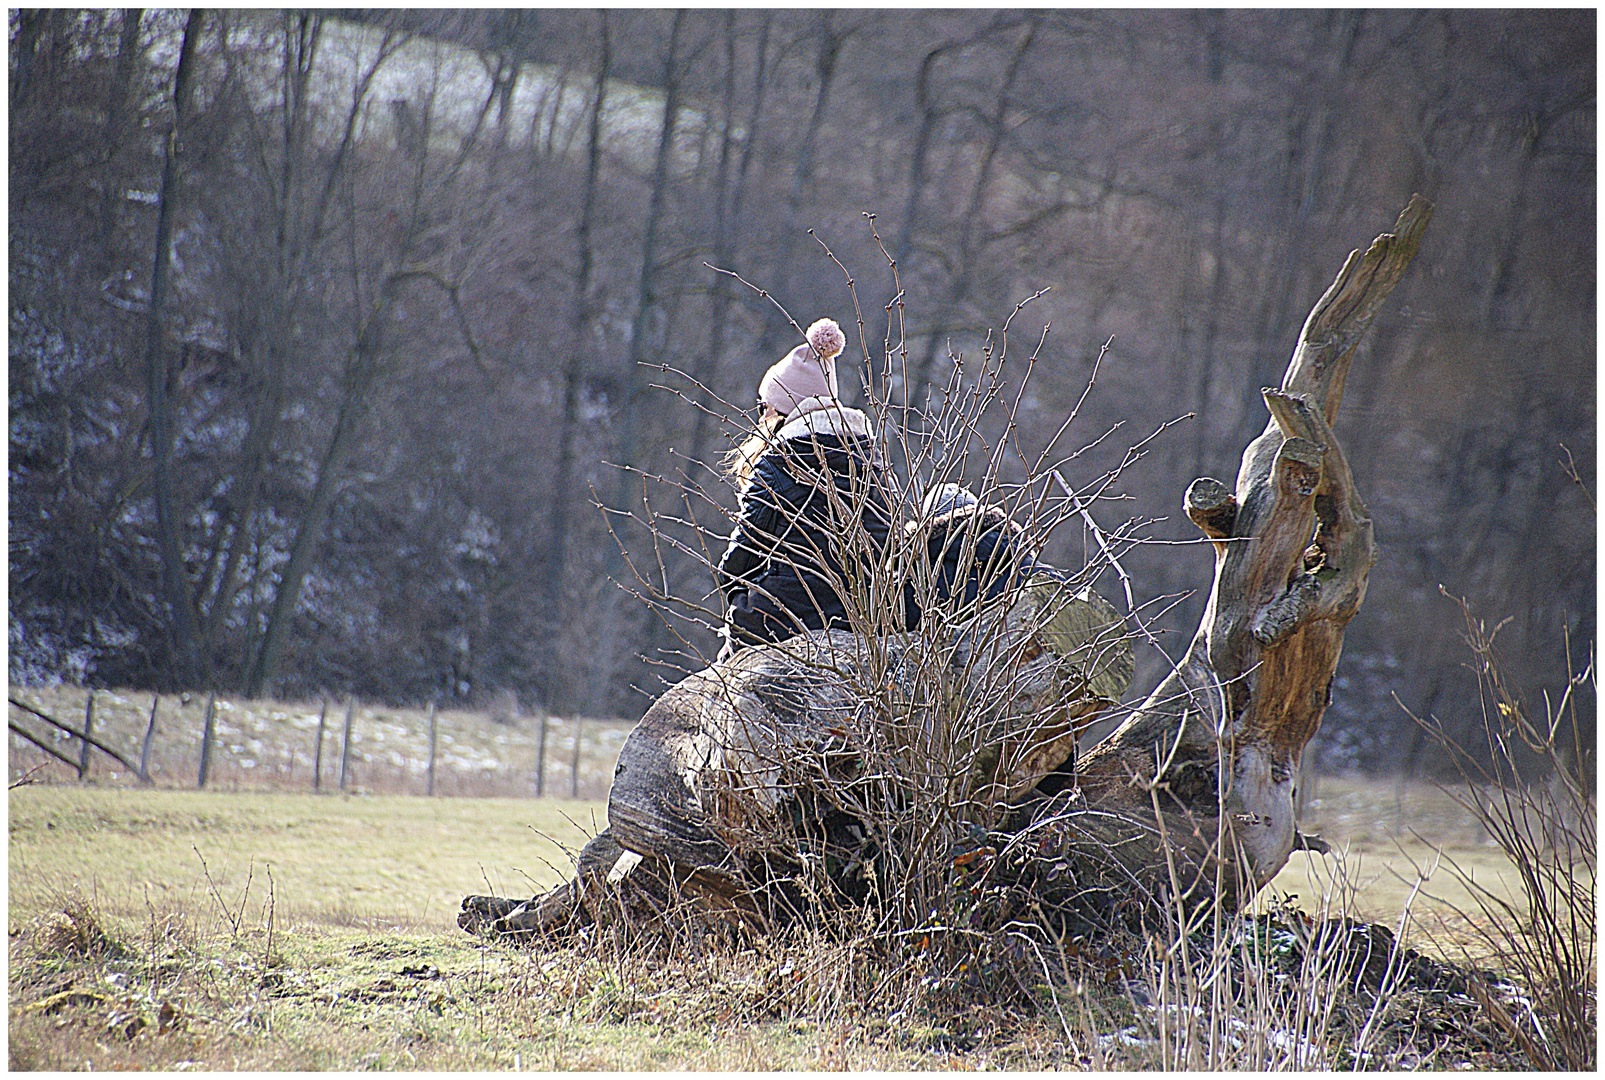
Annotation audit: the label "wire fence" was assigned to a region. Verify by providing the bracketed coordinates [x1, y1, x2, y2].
[7, 687, 630, 800]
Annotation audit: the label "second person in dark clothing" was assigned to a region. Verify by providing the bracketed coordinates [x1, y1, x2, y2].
[903, 483, 1040, 631]
[716, 318, 895, 657]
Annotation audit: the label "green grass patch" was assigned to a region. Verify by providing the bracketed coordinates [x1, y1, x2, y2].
[10, 787, 603, 929]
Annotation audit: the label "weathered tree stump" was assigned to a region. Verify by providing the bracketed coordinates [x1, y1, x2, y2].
[463, 196, 1431, 940]
[1068, 193, 1432, 913]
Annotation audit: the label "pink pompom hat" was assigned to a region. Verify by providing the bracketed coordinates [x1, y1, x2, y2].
[758, 318, 847, 416]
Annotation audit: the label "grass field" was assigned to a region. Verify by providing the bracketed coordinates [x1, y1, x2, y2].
[1266, 776, 1532, 964]
[9, 787, 1010, 1070]
[9, 772, 1547, 1071]
[8, 684, 1580, 1069]
[8, 788, 604, 931]
[9, 680, 1532, 951]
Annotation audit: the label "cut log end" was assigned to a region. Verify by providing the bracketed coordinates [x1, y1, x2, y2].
[1262, 389, 1321, 443]
[1274, 435, 1325, 472]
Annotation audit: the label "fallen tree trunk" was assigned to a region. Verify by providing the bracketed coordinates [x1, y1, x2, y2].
[463, 195, 1432, 940]
[467, 580, 1136, 937]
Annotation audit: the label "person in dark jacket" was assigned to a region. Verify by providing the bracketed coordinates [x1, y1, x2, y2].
[716, 319, 894, 657]
[903, 483, 1040, 630]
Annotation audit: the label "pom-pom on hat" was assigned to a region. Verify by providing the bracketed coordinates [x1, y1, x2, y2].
[758, 318, 846, 416]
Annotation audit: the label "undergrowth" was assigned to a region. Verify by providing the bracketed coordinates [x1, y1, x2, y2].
[1404, 594, 1597, 1070]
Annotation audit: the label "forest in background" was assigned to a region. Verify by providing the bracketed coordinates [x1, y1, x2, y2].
[8, 9, 1594, 776]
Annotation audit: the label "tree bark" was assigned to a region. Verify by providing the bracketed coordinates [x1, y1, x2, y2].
[144, 9, 205, 690]
[483, 582, 1134, 936]
[543, 10, 610, 623]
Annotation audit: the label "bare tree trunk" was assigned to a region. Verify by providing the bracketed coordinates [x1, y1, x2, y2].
[588, 11, 686, 714]
[195, 13, 319, 675]
[220, 13, 409, 699]
[243, 286, 396, 698]
[614, 10, 686, 508]
[890, 42, 951, 284]
[890, 17, 1007, 407]
[144, 9, 205, 689]
[543, 11, 610, 627]
[687, 10, 771, 475]
[8, 11, 47, 111]
[1235, 10, 1364, 451]
[675, 12, 773, 634]
[909, 16, 1038, 394]
[759, 11, 847, 355]
[96, 8, 144, 264]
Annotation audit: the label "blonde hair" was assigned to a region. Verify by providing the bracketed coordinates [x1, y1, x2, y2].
[724, 412, 785, 485]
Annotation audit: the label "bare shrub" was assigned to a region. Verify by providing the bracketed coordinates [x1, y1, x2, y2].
[1403, 593, 1596, 1070]
[609, 243, 1150, 948]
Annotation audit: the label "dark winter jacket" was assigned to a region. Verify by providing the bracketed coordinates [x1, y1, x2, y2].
[903, 503, 1038, 630]
[717, 400, 894, 650]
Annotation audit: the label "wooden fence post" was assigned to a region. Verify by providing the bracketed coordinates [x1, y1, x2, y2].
[338, 696, 355, 791]
[196, 692, 217, 788]
[78, 690, 95, 780]
[535, 713, 548, 797]
[425, 701, 439, 797]
[570, 718, 583, 799]
[313, 701, 328, 791]
[138, 693, 159, 784]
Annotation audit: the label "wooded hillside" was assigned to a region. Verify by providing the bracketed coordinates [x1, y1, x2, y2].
[8, 10, 1594, 776]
